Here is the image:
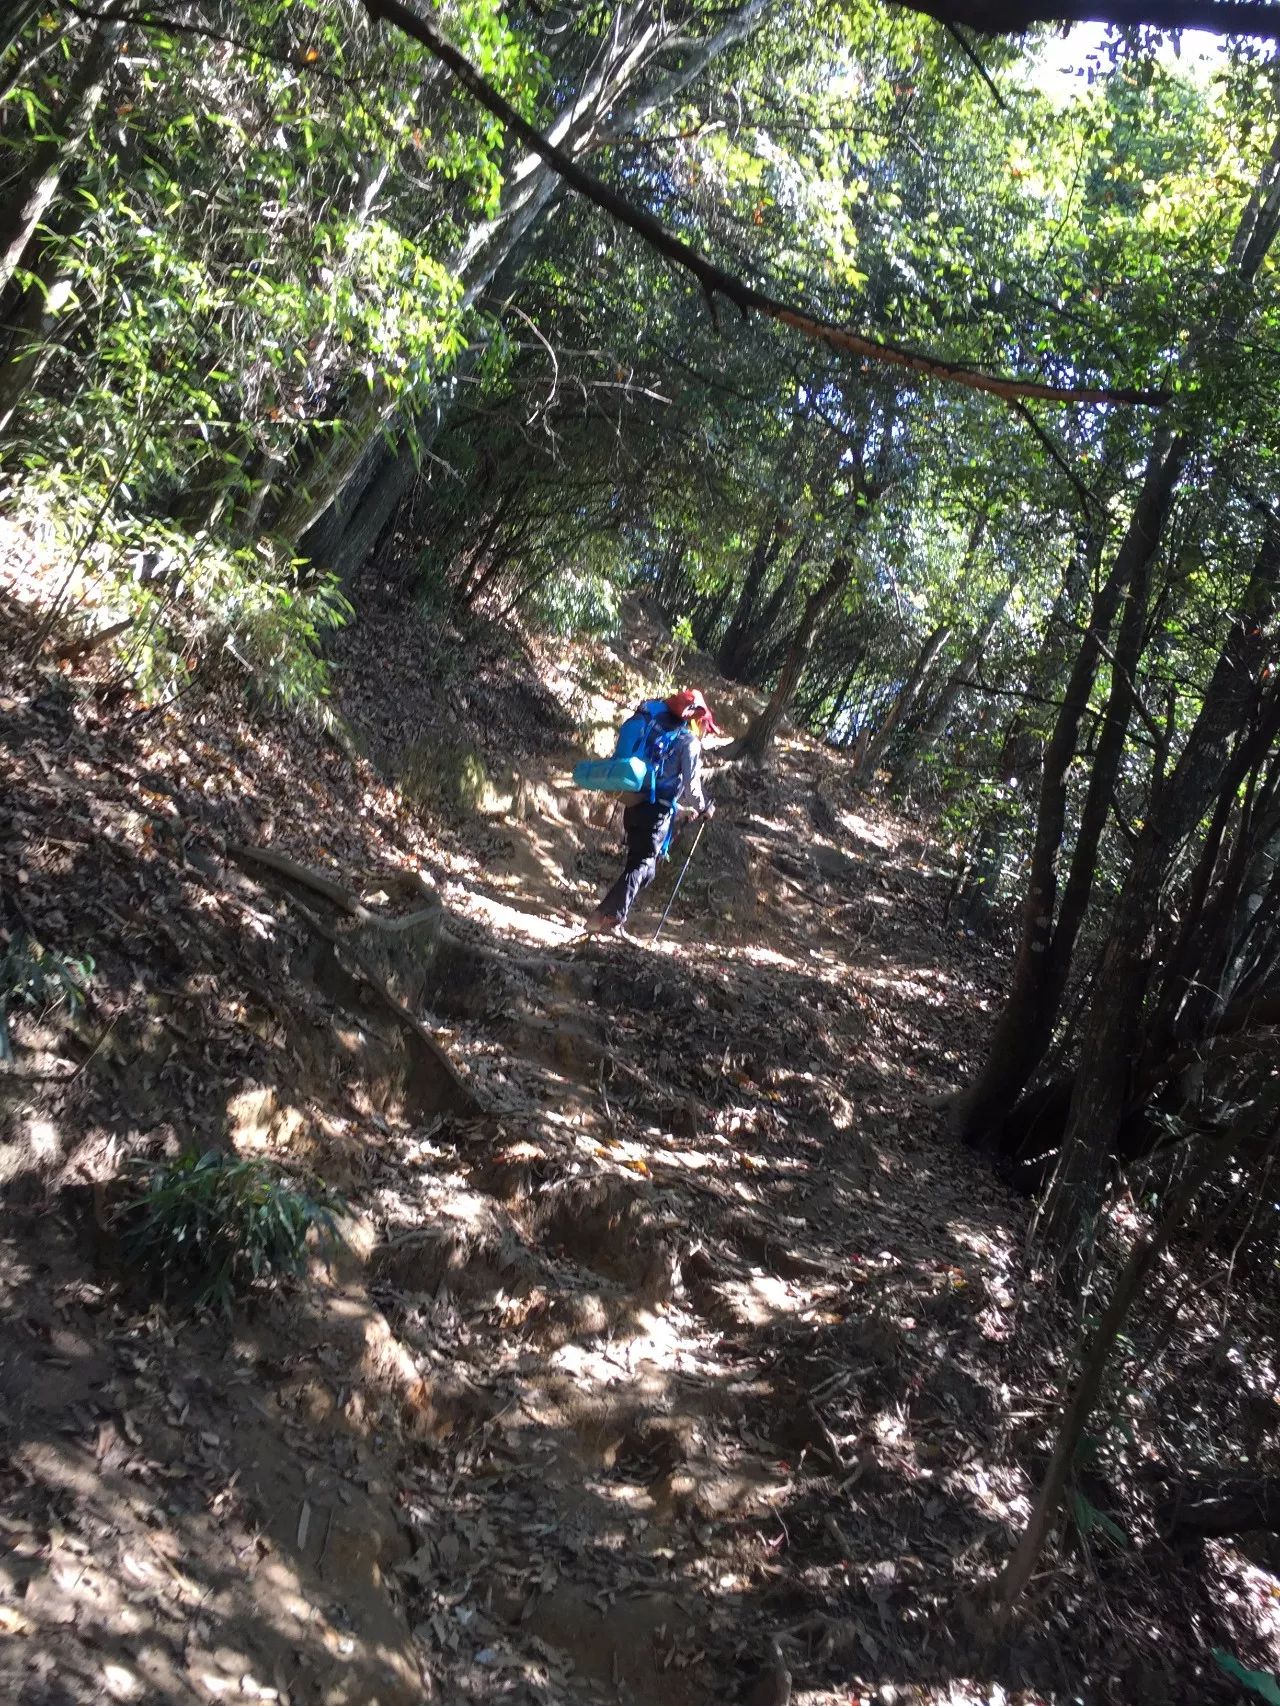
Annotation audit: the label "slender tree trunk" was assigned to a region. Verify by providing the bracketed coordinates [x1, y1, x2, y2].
[898, 599, 1002, 769]
[853, 620, 953, 783]
[745, 559, 809, 681]
[267, 380, 399, 549]
[1047, 432, 1185, 951]
[717, 520, 782, 677]
[654, 531, 688, 610]
[0, 192, 85, 434]
[735, 557, 852, 762]
[1201, 755, 1280, 1015]
[1218, 810, 1280, 1008]
[0, 275, 75, 437]
[0, 21, 122, 299]
[1234, 883, 1280, 1003]
[961, 122, 1280, 1156]
[287, 0, 777, 571]
[1001, 1110, 1263, 1614]
[1147, 735, 1278, 1053]
[1039, 523, 1280, 1261]
[895, 559, 1011, 786]
[957, 432, 1186, 1146]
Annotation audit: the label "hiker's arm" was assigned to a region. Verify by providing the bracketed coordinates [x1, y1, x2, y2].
[679, 739, 709, 814]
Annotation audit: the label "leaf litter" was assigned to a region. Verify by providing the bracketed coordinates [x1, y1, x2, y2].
[1, 545, 1277, 1705]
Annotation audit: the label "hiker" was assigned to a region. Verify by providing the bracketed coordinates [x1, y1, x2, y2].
[586, 689, 718, 935]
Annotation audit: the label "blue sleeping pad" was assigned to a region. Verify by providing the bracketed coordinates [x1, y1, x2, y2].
[573, 700, 685, 803]
[572, 755, 650, 795]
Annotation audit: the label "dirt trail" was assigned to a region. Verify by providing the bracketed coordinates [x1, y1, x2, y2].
[2, 552, 1273, 1706]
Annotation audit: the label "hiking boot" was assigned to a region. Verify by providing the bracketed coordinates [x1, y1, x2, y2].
[585, 912, 622, 935]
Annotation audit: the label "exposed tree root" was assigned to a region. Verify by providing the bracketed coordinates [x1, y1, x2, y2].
[224, 840, 478, 1116]
[226, 839, 442, 932]
[1160, 1473, 1280, 1540]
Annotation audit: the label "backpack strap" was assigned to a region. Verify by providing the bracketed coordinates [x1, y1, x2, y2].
[650, 722, 690, 804]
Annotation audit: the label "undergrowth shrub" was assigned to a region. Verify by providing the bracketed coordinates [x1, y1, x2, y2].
[0, 933, 94, 1062]
[121, 1149, 345, 1312]
[8, 472, 350, 713]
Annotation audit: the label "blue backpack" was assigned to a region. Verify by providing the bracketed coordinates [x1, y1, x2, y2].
[573, 699, 687, 803]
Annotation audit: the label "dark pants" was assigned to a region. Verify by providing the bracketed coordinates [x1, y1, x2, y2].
[599, 800, 674, 925]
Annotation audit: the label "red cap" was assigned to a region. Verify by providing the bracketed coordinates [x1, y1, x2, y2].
[666, 688, 719, 734]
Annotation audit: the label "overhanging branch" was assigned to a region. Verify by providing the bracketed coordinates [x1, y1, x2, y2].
[890, 0, 1280, 39]
[362, 0, 1168, 409]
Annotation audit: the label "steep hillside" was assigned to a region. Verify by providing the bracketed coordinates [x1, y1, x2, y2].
[2, 538, 1277, 1706]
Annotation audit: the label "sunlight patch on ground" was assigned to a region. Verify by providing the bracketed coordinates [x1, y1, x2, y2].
[945, 1221, 1016, 1268]
[0, 1115, 65, 1184]
[716, 943, 850, 994]
[836, 806, 896, 850]
[549, 1309, 694, 1380]
[716, 1273, 800, 1327]
[1208, 1540, 1280, 1648]
[451, 882, 577, 945]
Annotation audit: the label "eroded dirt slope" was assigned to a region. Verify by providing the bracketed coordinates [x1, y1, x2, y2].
[2, 539, 1277, 1706]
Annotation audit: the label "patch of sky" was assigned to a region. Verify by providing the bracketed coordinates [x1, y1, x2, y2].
[1023, 21, 1224, 105]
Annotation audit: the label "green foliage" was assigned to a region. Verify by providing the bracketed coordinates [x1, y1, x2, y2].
[658, 611, 697, 676]
[0, 933, 94, 1063]
[121, 1149, 345, 1313]
[0, 0, 523, 611]
[1069, 1487, 1129, 1550]
[527, 557, 622, 637]
[671, 613, 697, 650]
[11, 472, 351, 712]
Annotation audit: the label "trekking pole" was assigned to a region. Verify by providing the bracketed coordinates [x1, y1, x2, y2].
[651, 819, 706, 944]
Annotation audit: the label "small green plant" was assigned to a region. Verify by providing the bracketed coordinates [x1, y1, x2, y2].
[658, 611, 697, 680]
[1069, 1486, 1129, 1550]
[122, 1150, 344, 1312]
[0, 933, 94, 1063]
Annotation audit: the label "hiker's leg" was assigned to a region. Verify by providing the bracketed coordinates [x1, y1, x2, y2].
[597, 807, 656, 920]
[598, 803, 668, 924]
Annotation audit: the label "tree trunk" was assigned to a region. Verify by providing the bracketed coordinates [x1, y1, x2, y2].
[310, 441, 423, 588]
[1039, 521, 1280, 1262]
[267, 381, 400, 549]
[0, 193, 85, 434]
[822, 652, 867, 735]
[960, 126, 1280, 1157]
[895, 570, 1011, 786]
[0, 21, 122, 299]
[956, 431, 1186, 1148]
[654, 531, 689, 611]
[717, 520, 783, 678]
[1213, 775, 1280, 1013]
[741, 530, 821, 682]
[852, 620, 953, 783]
[290, 0, 776, 573]
[735, 557, 852, 762]
[1148, 742, 1255, 1041]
